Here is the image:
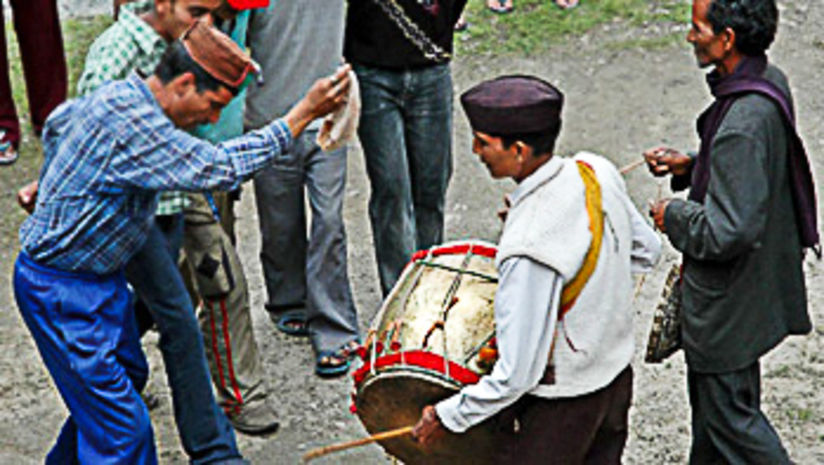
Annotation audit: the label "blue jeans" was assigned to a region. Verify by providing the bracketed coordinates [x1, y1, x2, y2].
[125, 217, 246, 465]
[253, 129, 359, 353]
[354, 63, 454, 295]
[14, 253, 155, 465]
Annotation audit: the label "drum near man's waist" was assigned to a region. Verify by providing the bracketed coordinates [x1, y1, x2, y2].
[352, 241, 500, 465]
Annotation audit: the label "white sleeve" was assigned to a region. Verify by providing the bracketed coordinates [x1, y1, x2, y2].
[625, 195, 662, 273]
[435, 257, 563, 433]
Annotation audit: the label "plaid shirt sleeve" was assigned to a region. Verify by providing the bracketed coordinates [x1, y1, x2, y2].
[75, 4, 188, 215]
[100, 78, 293, 193]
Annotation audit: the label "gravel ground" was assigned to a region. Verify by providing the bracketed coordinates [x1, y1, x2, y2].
[1, 1, 823, 464]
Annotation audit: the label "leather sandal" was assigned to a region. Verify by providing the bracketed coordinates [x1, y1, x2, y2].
[275, 309, 310, 337]
[315, 349, 351, 378]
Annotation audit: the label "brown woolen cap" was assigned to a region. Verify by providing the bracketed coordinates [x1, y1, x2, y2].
[460, 75, 563, 135]
[181, 20, 259, 89]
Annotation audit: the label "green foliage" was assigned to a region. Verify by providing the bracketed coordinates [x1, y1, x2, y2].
[455, 0, 690, 56]
[61, 16, 115, 97]
[0, 17, 112, 271]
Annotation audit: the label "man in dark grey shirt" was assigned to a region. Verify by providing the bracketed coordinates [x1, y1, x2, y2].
[646, 0, 814, 463]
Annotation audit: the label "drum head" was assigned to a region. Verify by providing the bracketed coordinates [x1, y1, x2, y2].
[356, 370, 497, 465]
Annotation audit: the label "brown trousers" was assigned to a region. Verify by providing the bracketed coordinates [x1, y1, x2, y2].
[495, 366, 633, 465]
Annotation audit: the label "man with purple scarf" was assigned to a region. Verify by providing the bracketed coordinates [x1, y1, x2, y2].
[645, 0, 816, 463]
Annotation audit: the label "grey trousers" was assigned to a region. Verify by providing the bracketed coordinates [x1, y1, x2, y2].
[181, 192, 269, 415]
[252, 129, 359, 353]
[687, 362, 791, 465]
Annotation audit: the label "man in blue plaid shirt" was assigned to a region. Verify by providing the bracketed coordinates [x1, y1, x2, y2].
[13, 22, 350, 465]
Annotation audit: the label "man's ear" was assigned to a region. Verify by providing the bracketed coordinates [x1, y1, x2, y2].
[168, 72, 196, 97]
[514, 141, 533, 158]
[721, 27, 736, 54]
[155, 0, 171, 18]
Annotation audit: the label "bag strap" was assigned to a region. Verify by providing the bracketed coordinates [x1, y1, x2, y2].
[558, 161, 604, 317]
[370, 0, 451, 63]
[542, 160, 604, 384]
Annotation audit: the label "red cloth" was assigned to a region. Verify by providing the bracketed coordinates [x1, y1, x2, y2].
[182, 21, 257, 89]
[0, 0, 68, 148]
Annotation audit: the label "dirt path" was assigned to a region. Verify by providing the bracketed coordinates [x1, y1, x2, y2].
[1, 1, 822, 463]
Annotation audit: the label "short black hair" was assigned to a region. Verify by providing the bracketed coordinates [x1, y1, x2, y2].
[153, 40, 239, 96]
[707, 0, 778, 56]
[493, 120, 562, 157]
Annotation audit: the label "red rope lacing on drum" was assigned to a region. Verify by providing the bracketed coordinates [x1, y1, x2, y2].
[352, 350, 481, 386]
[407, 243, 497, 265]
[350, 350, 482, 413]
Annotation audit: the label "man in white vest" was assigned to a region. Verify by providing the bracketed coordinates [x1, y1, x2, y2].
[412, 75, 661, 464]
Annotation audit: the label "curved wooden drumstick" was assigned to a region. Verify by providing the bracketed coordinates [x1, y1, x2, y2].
[619, 158, 647, 175]
[302, 426, 415, 462]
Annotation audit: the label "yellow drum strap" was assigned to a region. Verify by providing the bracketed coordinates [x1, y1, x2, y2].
[558, 161, 604, 319]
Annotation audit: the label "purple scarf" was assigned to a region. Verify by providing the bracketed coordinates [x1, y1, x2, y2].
[692, 54, 819, 248]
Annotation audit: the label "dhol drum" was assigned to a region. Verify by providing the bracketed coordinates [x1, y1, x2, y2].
[352, 241, 501, 465]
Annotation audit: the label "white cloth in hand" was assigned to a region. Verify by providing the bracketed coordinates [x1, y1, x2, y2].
[317, 70, 360, 151]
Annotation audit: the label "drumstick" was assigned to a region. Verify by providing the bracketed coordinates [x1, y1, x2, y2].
[619, 158, 646, 175]
[302, 426, 415, 462]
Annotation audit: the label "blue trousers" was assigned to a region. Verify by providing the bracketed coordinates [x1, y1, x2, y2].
[13, 252, 156, 465]
[253, 129, 359, 353]
[126, 217, 245, 464]
[354, 63, 454, 295]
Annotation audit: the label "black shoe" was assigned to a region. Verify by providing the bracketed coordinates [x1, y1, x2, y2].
[227, 402, 280, 436]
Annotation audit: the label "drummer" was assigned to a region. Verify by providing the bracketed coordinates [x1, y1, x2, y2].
[412, 75, 661, 464]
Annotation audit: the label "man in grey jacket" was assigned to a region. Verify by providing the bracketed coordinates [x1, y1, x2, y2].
[646, 0, 815, 463]
[245, 1, 360, 377]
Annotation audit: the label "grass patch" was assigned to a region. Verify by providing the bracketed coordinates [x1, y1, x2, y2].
[62, 17, 115, 96]
[455, 0, 689, 56]
[0, 17, 112, 275]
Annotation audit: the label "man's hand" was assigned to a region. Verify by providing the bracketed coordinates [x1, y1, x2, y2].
[412, 405, 446, 448]
[649, 198, 671, 232]
[17, 181, 38, 214]
[644, 147, 692, 177]
[285, 64, 352, 137]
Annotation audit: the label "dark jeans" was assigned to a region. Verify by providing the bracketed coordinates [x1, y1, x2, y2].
[496, 366, 633, 465]
[0, 0, 67, 147]
[687, 363, 791, 465]
[125, 216, 246, 465]
[354, 62, 453, 295]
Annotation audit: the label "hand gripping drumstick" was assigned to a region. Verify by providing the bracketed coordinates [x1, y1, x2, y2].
[302, 426, 415, 462]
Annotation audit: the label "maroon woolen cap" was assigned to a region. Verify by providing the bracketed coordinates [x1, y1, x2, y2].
[181, 20, 259, 89]
[460, 75, 563, 135]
